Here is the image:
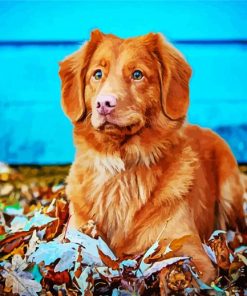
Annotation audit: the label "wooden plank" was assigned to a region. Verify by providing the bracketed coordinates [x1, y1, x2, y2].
[188, 102, 247, 129]
[178, 43, 247, 103]
[0, 1, 247, 41]
[214, 124, 247, 165]
[1, 100, 247, 164]
[0, 102, 74, 164]
[0, 45, 79, 104]
[0, 44, 246, 104]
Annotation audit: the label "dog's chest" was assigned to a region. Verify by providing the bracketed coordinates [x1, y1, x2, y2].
[84, 159, 159, 243]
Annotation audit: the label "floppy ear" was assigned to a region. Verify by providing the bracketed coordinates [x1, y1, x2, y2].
[155, 34, 192, 120]
[59, 30, 104, 122]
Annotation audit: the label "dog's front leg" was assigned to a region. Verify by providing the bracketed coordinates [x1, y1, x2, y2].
[123, 203, 216, 284]
[68, 202, 91, 230]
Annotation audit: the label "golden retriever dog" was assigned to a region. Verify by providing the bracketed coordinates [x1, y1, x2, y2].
[59, 30, 246, 282]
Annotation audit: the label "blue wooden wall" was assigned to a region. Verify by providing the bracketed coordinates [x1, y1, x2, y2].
[0, 1, 247, 164]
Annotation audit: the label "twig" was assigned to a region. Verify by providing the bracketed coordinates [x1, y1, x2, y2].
[156, 218, 171, 242]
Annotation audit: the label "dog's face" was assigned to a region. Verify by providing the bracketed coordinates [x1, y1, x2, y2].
[59, 30, 191, 140]
[85, 34, 161, 137]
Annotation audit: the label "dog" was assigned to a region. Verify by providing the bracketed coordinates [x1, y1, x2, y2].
[59, 30, 246, 282]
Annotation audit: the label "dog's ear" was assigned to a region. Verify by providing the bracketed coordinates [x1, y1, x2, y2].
[59, 30, 104, 122]
[154, 34, 192, 120]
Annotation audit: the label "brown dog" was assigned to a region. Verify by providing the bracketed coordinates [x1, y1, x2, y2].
[59, 30, 246, 282]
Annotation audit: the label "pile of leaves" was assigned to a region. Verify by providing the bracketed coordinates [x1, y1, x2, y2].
[0, 162, 247, 296]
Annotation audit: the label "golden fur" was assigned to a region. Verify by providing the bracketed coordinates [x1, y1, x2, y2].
[59, 30, 246, 282]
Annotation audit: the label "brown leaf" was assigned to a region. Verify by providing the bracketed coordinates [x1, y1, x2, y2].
[74, 248, 83, 278]
[97, 248, 119, 270]
[166, 264, 192, 291]
[208, 233, 232, 270]
[0, 225, 6, 235]
[43, 266, 70, 285]
[1, 242, 26, 261]
[45, 219, 60, 241]
[56, 199, 69, 222]
[0, 231, 32, 255]
[145, 235, 191, 264]
[46, 198, 69, 238]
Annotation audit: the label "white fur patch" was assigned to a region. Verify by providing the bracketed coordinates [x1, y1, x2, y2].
[94, 154, 125, 175]
[124, 141, 167, 168]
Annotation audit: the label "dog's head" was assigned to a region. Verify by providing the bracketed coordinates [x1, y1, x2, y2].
[59, 30, 191, 141]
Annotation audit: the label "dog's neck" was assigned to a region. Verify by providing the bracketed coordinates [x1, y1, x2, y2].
[74, 113, 186, 170]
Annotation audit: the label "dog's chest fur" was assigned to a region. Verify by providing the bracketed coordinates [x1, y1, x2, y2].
[83, 155, 161, 244]
[68, 145, 197, 248]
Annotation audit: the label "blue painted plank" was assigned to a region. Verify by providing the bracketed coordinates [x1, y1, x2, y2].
[0, 44, 246, 104]
[0, 1, 247, 41]
[0, 45, 79, 104]
[177, 44, 247, 103]
[0, 103, 74, 164]
[188, 102, 247, 129]
[214, 124, 247, 164]
[0, 43, 247, 163]
[0, 0, 247, 164]
[1, 101, 247, 164]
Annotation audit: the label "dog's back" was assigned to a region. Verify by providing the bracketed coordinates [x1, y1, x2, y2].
[185, 124, 246, 235]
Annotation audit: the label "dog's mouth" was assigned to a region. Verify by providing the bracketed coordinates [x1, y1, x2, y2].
[91, 112, 146, 137]
[96, 120, 143, 136]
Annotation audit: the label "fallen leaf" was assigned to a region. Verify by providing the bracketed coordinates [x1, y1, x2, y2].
[208, 231, 232, 270]
[97, 248, 119, 270]
[29, 241, 78, 267]
[43, 266, 70, 285]
[3, 270, 42, 296]
[23, 212, 57, 231]
[143, 257, 190, 278]
[166, 263, 192, 291]
[1, 254, 42, 296]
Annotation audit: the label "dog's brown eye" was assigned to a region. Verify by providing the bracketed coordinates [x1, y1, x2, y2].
[93, 69, 103, 80]
[132, 70, 143, 80]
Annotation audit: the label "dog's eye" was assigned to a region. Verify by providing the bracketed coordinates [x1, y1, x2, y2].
[132, 70, 143, 80]
[93, 69, 103, 80]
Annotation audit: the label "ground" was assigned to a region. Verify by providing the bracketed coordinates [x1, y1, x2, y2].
[0, 163, 246, 296]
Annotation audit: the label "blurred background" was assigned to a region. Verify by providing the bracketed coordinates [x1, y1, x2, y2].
[0, 0, 246, 164]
